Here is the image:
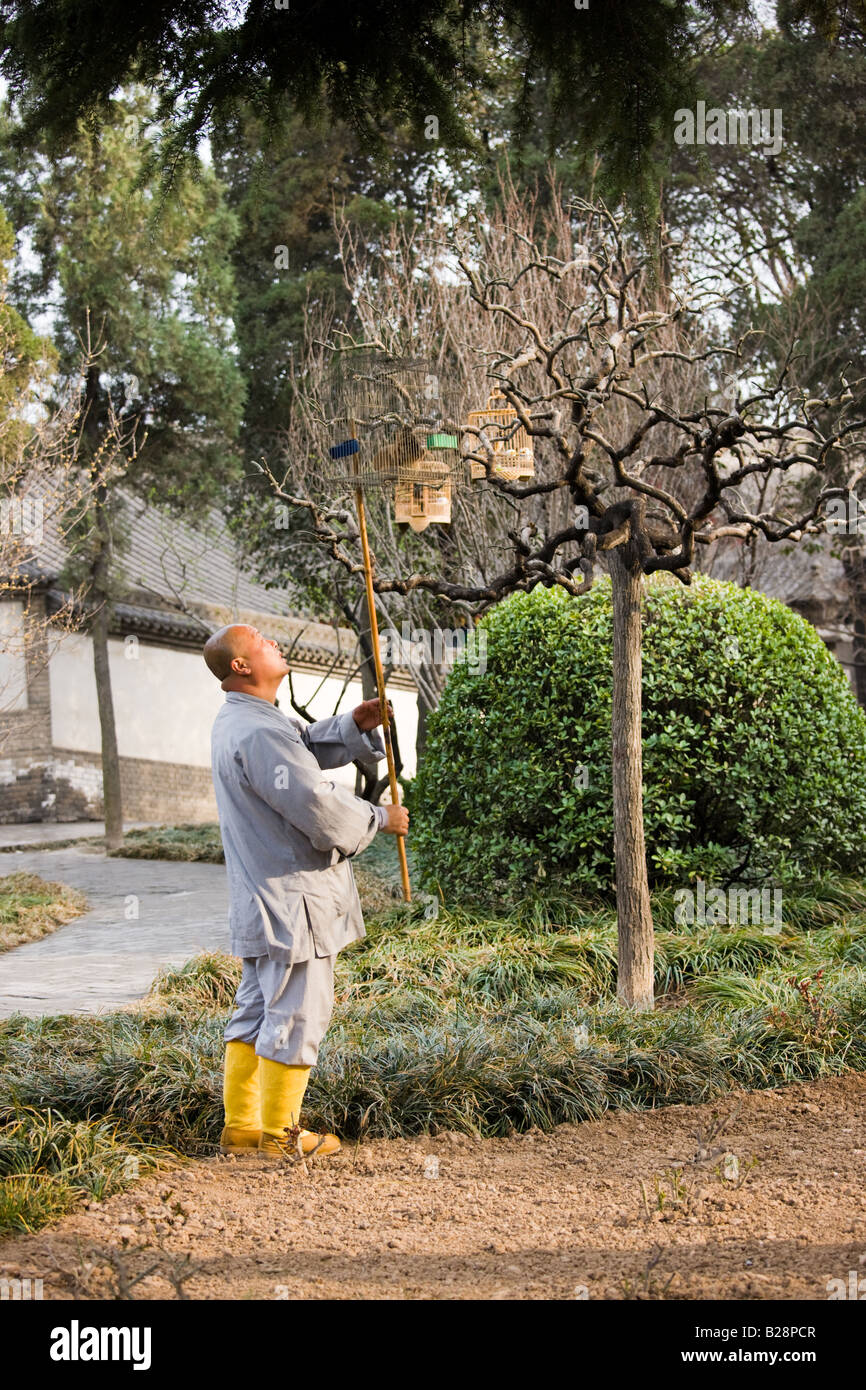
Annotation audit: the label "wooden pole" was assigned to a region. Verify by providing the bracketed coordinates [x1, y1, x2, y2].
[353, 460, 412, 902]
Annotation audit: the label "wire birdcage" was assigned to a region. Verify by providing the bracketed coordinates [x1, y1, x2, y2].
[463, 389, 535, 481]
[320, 352, 461, 529]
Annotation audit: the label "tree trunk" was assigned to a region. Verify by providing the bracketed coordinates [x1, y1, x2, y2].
[608, 547, 655, 1010]
[90, 486, 123, 850]
[841, 540, 866, 709]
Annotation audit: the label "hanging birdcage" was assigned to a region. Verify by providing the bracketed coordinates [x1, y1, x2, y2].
[392, 428, 458, 531]
[321, 352, 461, 529]
[463, 389, 535, 481]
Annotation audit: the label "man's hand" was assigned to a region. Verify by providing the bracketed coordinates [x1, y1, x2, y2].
[352, 697, 393, 732]
[380, 803, 409, 835]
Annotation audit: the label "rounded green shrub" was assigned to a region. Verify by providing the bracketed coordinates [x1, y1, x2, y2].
[408, 573, 866, 905]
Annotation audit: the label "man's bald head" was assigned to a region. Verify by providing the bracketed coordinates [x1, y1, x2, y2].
[203, 623, 290, 700]
[203, 624, 255, 681]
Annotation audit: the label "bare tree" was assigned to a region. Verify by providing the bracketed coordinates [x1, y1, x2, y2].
[260, 178, 866, 1009]
[669, 171, 866, 708]
[0, 321, 132, 771]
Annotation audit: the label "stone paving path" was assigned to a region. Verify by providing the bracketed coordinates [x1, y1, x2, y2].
[0, 846, 230, 1018]
[0, 821, 153, 850]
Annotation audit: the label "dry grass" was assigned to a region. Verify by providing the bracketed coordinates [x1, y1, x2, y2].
[354, 863, 405, 915]
[109, 824, 224, 863]
[0, 873, 88, 952]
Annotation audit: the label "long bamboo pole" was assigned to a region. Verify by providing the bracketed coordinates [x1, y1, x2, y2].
[353, 457, 412, 902]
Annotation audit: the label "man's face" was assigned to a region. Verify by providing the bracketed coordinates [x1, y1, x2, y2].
[231, 627, 290, 683]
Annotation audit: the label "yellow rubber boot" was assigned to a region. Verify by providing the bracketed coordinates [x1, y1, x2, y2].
[220, 1040, 261, 1153]
[258, 1058, 341, 1158]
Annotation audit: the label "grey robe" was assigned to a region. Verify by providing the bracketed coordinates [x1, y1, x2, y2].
[211, 691, 386, 963]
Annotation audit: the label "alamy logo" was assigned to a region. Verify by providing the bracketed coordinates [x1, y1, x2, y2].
[826, 1271, 866, 1299]
[379, 622, 487, 675]
[49, 1320, 152, 1371]
[673, 878, 782, 929]
[0, 1276, 43, 1300]
[674, 101, 783, 155]
[824, 494, 866, 534]
[0, 496, 43, 542]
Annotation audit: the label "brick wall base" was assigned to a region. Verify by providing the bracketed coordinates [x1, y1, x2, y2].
[116, 754, 217, 824]
[0, 759, 62, 823]
[0, 751, 217, 825]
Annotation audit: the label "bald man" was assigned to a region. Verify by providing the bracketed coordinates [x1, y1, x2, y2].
[204, 623, 408, 1159]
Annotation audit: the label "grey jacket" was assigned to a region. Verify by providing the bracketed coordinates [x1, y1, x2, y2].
[211, 691, 387, 963]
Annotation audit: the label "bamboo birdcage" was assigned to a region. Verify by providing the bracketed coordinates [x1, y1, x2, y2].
[464, 389, 535, 481]
[321, 352, 460, 530]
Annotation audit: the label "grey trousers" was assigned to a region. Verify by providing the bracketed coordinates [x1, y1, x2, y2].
[223, 952, 337, 1066]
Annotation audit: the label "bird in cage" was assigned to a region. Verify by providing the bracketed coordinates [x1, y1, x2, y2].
[464, 389, 534, 481]
[366, 425, 426, 482]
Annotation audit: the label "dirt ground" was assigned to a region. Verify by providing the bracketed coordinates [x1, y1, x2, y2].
[2, 1074, 864, 1300]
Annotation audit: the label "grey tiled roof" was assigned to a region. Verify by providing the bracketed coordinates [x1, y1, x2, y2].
[32, 489, 304, 619]
[703, 532, 847, 610]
